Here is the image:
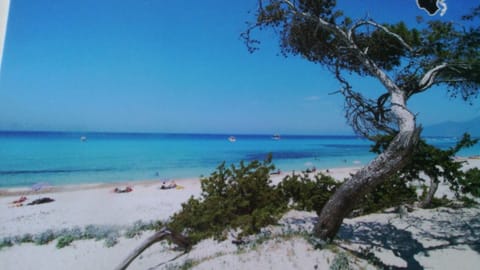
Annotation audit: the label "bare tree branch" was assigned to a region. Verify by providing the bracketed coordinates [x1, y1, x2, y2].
[335, 66, 397, 138]
[115, 228, 191, 270]
[417, 62, 448, 91]
[347, 20, 413, 52]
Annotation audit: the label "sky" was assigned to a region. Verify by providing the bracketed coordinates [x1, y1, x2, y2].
[0, 0, 478, 135]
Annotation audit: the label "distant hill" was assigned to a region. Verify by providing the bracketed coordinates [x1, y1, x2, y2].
[423, 117, 480, 137]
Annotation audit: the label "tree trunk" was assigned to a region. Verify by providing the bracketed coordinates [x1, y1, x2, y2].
[314, 128, 421, 240]
[418, 175, 438, 208]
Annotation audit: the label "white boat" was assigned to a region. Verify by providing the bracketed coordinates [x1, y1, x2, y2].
[228, 136, 236, 142]
[272, 134, 281, 140]
[80, 136, 87, 142]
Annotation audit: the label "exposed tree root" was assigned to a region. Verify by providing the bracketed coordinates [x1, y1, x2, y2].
[115, 228, 191, 270]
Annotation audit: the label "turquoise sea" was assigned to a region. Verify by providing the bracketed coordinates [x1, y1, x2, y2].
[0, 131, 479, 188]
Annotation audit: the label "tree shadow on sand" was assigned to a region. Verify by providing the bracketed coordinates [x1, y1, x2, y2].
[337, 208, 480, 270]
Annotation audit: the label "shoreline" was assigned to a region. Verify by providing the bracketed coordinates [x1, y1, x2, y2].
[0, 165, 362, 197]
[2, 153, 478, 196]
[0, 164, 363, 239]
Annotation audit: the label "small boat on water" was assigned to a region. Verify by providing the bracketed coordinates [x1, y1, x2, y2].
[272, 134, 281, 140]
[228, 136, 236, 142]
[80, 136, 87, 142]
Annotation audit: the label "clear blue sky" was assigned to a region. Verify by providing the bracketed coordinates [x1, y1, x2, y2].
[0, 0, 478, 135]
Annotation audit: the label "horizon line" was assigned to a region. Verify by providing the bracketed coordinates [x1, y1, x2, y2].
[0, 129, 360, 137]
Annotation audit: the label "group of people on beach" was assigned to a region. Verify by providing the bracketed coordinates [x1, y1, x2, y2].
[9, 196, 55, 207]
[112, 179, 180, 194]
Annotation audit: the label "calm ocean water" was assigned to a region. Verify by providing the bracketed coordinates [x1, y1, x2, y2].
[0, 131, 479, 187]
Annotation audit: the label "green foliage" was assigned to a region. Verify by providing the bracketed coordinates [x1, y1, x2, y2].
[56, 235, 75, 249]
[124, 220, 160, 238]
[0, 237, 13, 250]
[458, 196, 478, 208]
[247, 1, 480, 101]
[19, 233, 33, 243]
[329, 252, 352, 270]
[104, 232, 119, 248]
[33, 229, 55, 245]
[168, 155, 287, 244]
[0, 221, 161, 249]
[424, 195, 453, 209]
[459, 168, 480, 197]
[359, 175, 418, 214]
[278, 172, 339, 215]
[371, 133, 478, 205]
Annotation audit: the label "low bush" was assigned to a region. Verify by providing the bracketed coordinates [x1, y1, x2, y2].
[167, 156, 425, 245]
[104, 232, 119, 247]
[168, 155, 287, 244]
[358, 175, 418, 214]
[56, 235, 75, 248]
[33, 229, 56, 245]
[278, 172, 339, 215]
[329, 252, 351, 270]
[459, 168, 480, 197]
[0, 237, 13, 250]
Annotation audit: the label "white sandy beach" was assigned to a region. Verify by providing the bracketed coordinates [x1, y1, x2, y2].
[0, 160, 479, 269]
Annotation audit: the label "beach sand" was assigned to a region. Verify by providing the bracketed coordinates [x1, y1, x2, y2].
[0, 160, 479, 269]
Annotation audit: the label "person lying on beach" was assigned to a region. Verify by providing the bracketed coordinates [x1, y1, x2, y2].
[270, 169, 281, 175]
[11, 196, 27, 204]
[160, 181, 177, 190]
[304, 166, 317, 173]
[27, 197, 55, 206]
[114, 186, 133, 193]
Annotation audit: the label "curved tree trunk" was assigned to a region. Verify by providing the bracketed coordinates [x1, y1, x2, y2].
[314, 129, 420, 240]
[418, 175, 439, 208]
[314, 87, 420, 240]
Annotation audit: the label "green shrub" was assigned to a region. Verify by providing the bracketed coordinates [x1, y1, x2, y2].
[358, 175, 418, 214]
[168, 155, 287, 244]
[104, 232, 119, 247]
[83, 225, 118, 240]
[33, 229, 56, 245]
[56, 235, 75, 248]
[459, 196, 478, 207]
[125, 220, 147, 238]
[19, 233, 33, 243]
[0, 237, 14, 250]
[278, 172, 339, 215]
[459, 168, 480, 197]
[329, 252, 351, 270]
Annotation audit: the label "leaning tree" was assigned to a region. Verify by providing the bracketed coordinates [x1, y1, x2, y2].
[243, 0, 480, 240]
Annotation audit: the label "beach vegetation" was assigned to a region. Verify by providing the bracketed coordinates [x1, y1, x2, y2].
[0, 221, 163, 250]
[124, 220, 162, 239]
[56, 235, 75, 248]
[358, 175, 418, 214]
[460, 168, 480, 197]
[243, 0, 480, 240]
[105, 232, 119, 248]
[168, 155, 287, 244]
[278, 172, 340, 215]
[164, 258, 197, 270]
[19, 233, 33, 244]
[372, 133, 478, 208]
[458, 196, 478, 208]
[33, 229, 56, 245]
[0, 237, 14, 250]
[329, 252, 352, 270]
